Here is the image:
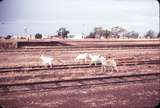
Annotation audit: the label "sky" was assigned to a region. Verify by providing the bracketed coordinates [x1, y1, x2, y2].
[0, 0, 159, 36]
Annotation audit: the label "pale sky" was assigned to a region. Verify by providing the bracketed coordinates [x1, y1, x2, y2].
[0, 0, 159, 36]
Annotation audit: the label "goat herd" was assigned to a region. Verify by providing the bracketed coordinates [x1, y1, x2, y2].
[40, 53, 118, 72]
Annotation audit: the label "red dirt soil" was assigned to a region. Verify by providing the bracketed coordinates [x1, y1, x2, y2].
[0, 39, 160, 108]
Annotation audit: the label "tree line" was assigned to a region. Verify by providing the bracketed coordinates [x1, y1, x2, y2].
[86, 26, 160, 39]
[0, 26, 160, 40]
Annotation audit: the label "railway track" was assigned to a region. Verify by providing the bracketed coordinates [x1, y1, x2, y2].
[0, 45, 160, 53]
[0, 59, 159, 73]
[0, 72, 159, 93]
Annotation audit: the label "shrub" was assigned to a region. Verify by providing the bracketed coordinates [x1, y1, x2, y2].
[4, 35, 12, 40]
[35, 33, 42, 39]
[57, 27, 70, 39]
[144, 30, 155, 39]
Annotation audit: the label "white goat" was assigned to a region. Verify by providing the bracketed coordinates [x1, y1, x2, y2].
[74, 53, 89, 64]
[100, 56, 118, 72]
[40, 55, 54, 68]
[88, 54, 102, 66]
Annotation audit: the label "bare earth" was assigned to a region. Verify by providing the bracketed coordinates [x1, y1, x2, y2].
[0, 39, 160, 108]
[0, 79, 159, 108]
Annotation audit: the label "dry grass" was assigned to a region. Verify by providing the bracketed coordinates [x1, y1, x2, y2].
[0, 39, 17, 49]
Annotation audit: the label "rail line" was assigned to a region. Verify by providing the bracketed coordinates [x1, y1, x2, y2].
[0, 45, 160, 53]
[0, 59, 159, 73]
[0, 72, 159, 93]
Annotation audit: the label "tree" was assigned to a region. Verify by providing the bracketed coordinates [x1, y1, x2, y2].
[94, 27, 104, 39]
[57, 27, 70, 39]
[144, 30, 156, 39]
[104, 29, 111, 38]
[157, 32, 160, 38]
[86, 32, 96, 38]
[5, 35, 12, 39]
[35, 33, 42, 39]
[111, 26, 127, 38]
[124, 31, 139, 39]
[87, 27, 112, 39]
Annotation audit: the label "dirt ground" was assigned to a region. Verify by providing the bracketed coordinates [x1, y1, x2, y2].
[0, 39, 160, 108]
[0, 79, 160, 108]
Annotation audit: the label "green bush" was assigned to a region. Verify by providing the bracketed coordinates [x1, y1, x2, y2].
[5, 35, 12, 40]
[35, 33, 42, 39]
